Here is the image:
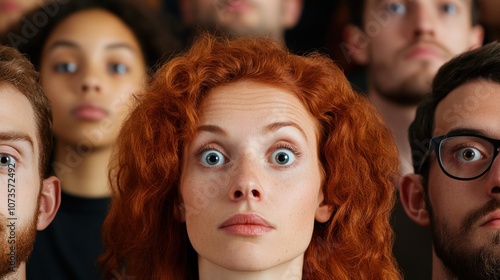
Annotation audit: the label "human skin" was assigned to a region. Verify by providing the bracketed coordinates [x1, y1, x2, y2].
[346, 0, 484, 176]
[179, 0, 302, 40]
[0, 84, 59, 279]
[39, 9, 147, 197]
[180, 80, 331, 279]
[428, 80, 500, 278]
[40, 9, 147, 151]
[401, 80, 500, 279]
[0, 0, 44, 34]
[351, 0, 483, 102]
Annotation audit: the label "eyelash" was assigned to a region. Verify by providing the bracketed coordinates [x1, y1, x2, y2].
[275, 143, 302, 157]
[194, 143, 302, 155]
[193, 143, 303, 166]
[194, 144, 223, 158]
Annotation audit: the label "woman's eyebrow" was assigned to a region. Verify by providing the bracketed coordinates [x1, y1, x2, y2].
[105, 42, 137, 52]
[264, 121, 308, 142]
[196, 125, 227, 136]
[46, 40, 79, 51]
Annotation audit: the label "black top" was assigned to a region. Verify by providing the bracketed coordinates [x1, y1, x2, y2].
[27, 191, 111, 280]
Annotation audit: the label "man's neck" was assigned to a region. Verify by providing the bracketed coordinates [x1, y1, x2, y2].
[368, 91, 417, 177]
[431, 249, 456, 280]
[53, 141, 112, 198]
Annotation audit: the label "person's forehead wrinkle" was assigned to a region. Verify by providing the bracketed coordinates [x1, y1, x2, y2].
[264, 121, 309, 142]
[196, 125, 227, 136]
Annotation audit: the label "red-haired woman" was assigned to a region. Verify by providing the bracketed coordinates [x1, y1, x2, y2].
[100, 34, 402, 280]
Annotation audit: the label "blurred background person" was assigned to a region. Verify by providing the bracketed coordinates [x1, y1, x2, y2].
[0, 44, 60, 280]
[2, 0, 182, 279]
[165, 0, 342, 53]
[178, 0, 303, 42]
[0, 0, 44, 35]
[342, 0, 484, 279]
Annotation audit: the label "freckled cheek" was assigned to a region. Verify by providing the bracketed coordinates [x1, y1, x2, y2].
[181, 174, 226, 221]
[279, 178, 321, 218]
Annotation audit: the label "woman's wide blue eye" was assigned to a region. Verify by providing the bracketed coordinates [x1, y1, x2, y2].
[270, 149, 296, 166]
[200, 150, 226, 166]
[54, 62, 77, 73]
[0, 154, 15, 167]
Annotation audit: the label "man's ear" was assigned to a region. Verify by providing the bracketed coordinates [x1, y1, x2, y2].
[282, 0, 303, 29]
[399, 173, 430, 227]
[342, 24, 370, 65]
[36, 176, 61, 231]
[468, 24, 484, 50]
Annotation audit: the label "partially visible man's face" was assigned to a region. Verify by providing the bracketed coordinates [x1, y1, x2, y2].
[361, 0, 483, 105]
[181, 0, 300, 40]
[0, 0, 45, 34]
[428, 80, 500, 279]
[0, 84, 41, 277]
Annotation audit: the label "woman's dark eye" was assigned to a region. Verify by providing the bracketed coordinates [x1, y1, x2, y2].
[109, 63, 128, 74]
[55, 62, 77, 73]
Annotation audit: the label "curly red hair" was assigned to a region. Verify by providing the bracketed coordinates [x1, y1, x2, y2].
[100, 34, 401, 280]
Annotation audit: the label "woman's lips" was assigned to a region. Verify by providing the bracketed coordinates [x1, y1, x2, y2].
[72, 104, 108, 121]
[219, 213, 274, 236]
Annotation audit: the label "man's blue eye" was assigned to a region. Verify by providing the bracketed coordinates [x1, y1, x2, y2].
[55, 63, 77, 73]
[271, 149, 295, 166]
[442, 3, 457, 14]
[387, 3, 406, 15]
[200, 150, 225, 166]
[109, 63, 128, 74]
[0, 154, 15, 167]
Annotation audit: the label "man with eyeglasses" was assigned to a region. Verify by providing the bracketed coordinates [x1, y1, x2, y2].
[400, 42, 500, 280]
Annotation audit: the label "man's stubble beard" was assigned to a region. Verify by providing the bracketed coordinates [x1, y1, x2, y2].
[0, 206, 38, 278]
[372, 60, 435, 106]
[429, 199, 500, 280]
[193, 1, 280, 40]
